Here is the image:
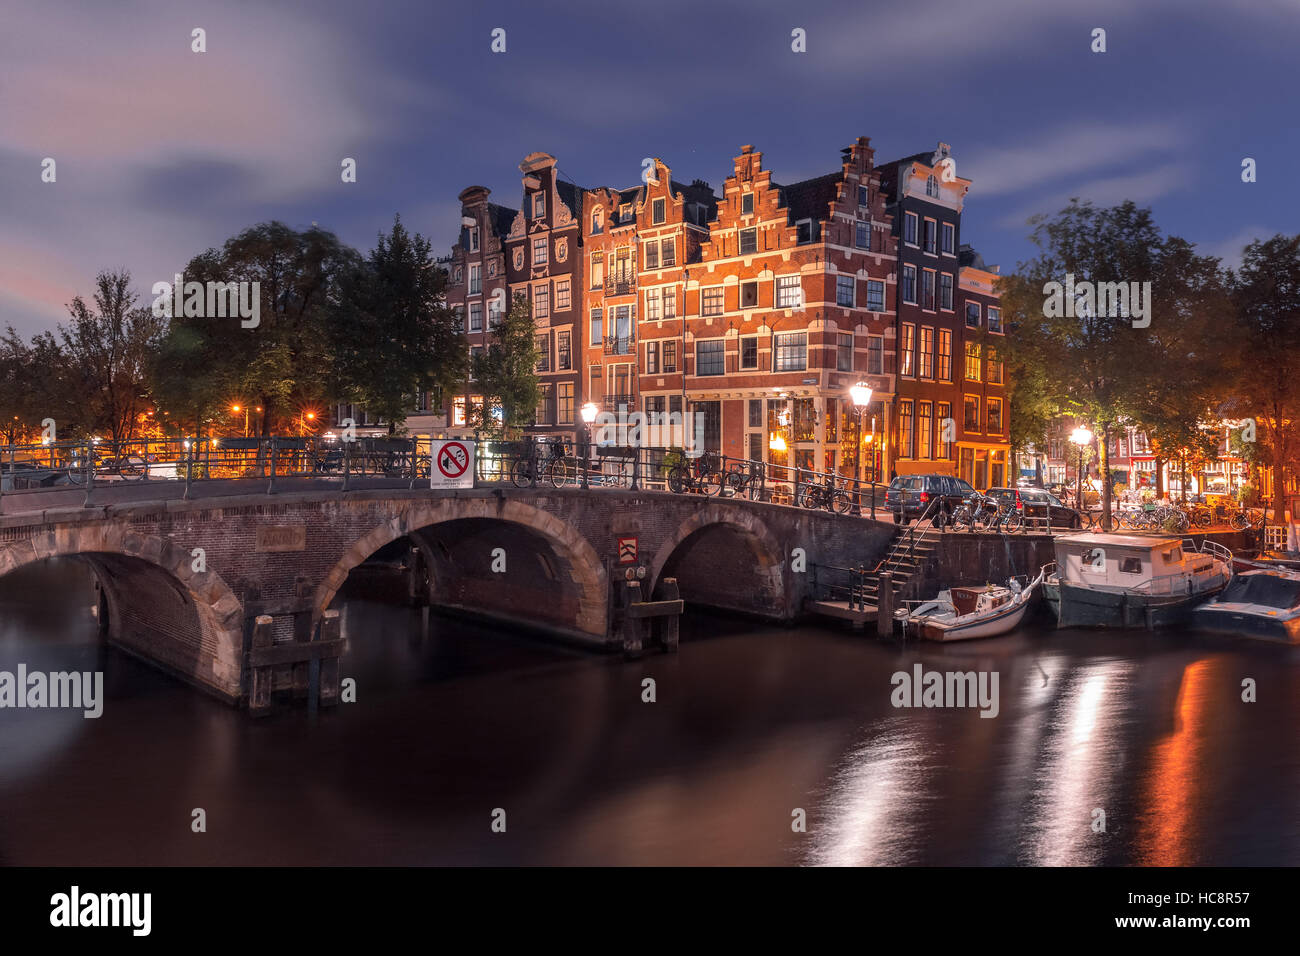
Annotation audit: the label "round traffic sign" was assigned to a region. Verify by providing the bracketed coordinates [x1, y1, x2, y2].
[437, 441, 470, 478]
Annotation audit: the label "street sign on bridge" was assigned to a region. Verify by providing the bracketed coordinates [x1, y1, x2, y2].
[430, 440, 474, 489]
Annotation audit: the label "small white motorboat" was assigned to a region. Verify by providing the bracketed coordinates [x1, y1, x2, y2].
[897, 568, 1045, 642]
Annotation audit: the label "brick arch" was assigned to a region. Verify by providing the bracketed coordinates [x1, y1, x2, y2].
[312, 496, 610, 639]
[0, 522, 245, 699]
[647, 503, 787, 616]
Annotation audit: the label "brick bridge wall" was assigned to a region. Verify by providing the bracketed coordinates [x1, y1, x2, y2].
[0, 488, 895, 706]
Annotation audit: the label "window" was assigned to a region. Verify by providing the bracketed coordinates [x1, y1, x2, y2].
[858, 185, 869, 207]
[867, 336, 883, 375]
[922, 269, 935, 310]
[557, 331, 571, 370]
[453, 266, 462, 284]
[738, 280, 758, 309]
[855, 221, 871, 251]
[663, 340, 677, 373]
[866, 279, 885, 312]
[796, 220, 813, 244]
[533, 285, 549, 319]
[918, 402, 933, 459]
[468, 264, 482, 295]
[902, 265, 917, 304]
[940, 273, 953, 311]
[535, 383, 553, 424]
[702, 286, 725, 316]
[836, 275, 855, 307]
[776, 275, 803, 309]
[468, 227, 479, 252]
[965, 342, 981, 381]
[663, 287, 676, 318]
[773, 332, 807, 372]
[646, 341, 659, 374]
[645, 241, 659, 270]
[987, 348, 1002, 384]
[590, 365, 601, 397]
[748, 399, 763, 428]
[696, 339, 725, 376]
[739, 228, 757, 255]
[558, 383, 574, 424]
[988, 306, 1003, 333]
[469, 302, 482, 331]
[964, 394, 980, 431]
[590, 254, 604, 289]
[452, 396, 466, 426]
[591, 208, 603, 234]
[900, 323, 916, 376]
[532, 236, 547, 265]
[532, 192, 545, 218]
[619, 203, 631, 222]
[965, 301, 981, 328]
[645, 288, 661, 321]
[741, 193, 754, 215]
[452, 305, 464, 332]
[919, 326, 934, 378]
[987, 398, 1003, 434]
[926, 174, 939, 198]
[590, 308, 603, 345]
[937, 402, 953, 458]
[938, 329, 952, 381]
[900, 400, 914, 457]
[1119, 556, 1143, 575]
[837, 332, 853, 372]
[904, 212, 918, 245]
[555, 278, 571, 311]
[489, 296, 504, 326]
[941, 222, 955, 255]
[924, 219, 937, 254]
[741, 336, 759, 369]
[652, 198, 665, 224]
[661, 237, 675, 266]
[535, 334, 550, 372]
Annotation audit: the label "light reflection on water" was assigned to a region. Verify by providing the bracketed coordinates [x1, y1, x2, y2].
[1, 558, 1298, 866]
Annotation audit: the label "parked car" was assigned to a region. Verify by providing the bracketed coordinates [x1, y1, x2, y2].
[885, 474, 978, 525]
[986, 486, 1084, 529]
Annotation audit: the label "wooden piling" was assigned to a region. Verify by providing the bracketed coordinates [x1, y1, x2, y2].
[621, 581, 645, 657]
[250, 615, 274, 716]
[318, 610, 342, 707]
[659, 577, 681, 651]
[876, 571, 894, 637]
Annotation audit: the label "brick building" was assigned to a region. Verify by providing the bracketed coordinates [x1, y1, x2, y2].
[676, 139, 897, 483]
[955, 246, 1010, 488]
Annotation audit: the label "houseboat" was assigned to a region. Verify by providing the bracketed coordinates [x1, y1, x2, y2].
[1042, 533, 1232, 629]
[1191, 569, 1300, 643]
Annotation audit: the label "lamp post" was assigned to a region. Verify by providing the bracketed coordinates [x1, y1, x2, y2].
[580, 401, 598, 489]
[849, 382, 872, 515]
[232, 404, 247, 437]
[1070, 425, 1093, 520]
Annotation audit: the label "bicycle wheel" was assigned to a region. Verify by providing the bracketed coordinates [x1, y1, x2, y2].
[727, 471, 748, 499]
[951, 505, 971, 529]
[701, 469, 724, 497]
[544, 458, 574, 488]
[117, 455, 148, 481]
[1230, 511, 1249, 531]
[1003, 511, 1023, 533]
[1175, 510, 1190, 533]
[831, 490, 853, 515]
[667, 466, 688, 495]
[510, 459, 532, 488]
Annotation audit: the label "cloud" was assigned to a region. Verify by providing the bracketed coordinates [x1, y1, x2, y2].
[994, 161, 1196, 230]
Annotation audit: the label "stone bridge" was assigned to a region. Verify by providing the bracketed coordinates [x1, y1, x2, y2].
[0, 481, 894, 708]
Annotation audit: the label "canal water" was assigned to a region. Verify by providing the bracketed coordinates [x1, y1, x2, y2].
[1, 557, 1297, 866]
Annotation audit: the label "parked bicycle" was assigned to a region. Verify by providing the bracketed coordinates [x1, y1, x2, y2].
[797, 472, 853, 514]
[725, 460, 766, 501]
[510, 440, 576, 489]
[667, 451, 723, 496]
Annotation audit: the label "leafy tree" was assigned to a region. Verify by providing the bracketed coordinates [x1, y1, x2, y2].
[328, 216, 466, 433]
[1228, 234, 1300, 521]
[470, 294, 539, 438]
[58, 270, 166, 445]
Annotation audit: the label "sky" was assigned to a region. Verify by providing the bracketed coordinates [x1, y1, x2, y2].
[2, 0, 1299, 338]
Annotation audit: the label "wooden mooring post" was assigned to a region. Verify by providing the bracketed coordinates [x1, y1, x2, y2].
[247, 610, 345, 716]
[249, 615, 275, 717]
[876, 571, 895, 638]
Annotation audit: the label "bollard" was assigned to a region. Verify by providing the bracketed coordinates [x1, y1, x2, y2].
[659, 577, 681, 651]
[250, 615, 275, 716]
[317, 610, 342, 707]
[621, 580, 645, 657]
[876, 571, 894, 637]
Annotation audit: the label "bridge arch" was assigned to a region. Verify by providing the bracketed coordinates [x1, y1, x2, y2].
[0, 523, 245, 699]
[648, 503, 787, 620]
[313, 496, 610, 642]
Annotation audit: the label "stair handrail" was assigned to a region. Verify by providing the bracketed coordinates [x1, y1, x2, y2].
[871, 496, 944, 574]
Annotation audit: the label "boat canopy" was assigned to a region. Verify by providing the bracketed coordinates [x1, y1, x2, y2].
[1218, 572, 1300, 610]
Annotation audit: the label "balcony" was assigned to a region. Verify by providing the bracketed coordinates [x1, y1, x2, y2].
[606, 276, 635, 296]
[604, 394, 635, 413]
[604, 334, 635, 355]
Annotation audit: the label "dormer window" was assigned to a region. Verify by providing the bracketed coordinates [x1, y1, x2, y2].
[591, 208, 603, 234]
[795, 219, 813, 244]
[619, 203, 632, 222]
[926, 175, 939, 198]
[532, 192, 545, 218]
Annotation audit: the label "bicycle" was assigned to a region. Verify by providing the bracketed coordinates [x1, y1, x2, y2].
[668, 451, 723, 496]
[510, 440, 575, 489]
[1229, 507, 1266, 532]
[980, 495, 1023, 533]
[797, 473, 853, 515]
[725, 461, 766, 500]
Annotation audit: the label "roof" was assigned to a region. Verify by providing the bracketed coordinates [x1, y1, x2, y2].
[556, 180, 582, 217]
[486, 202, 517, 237]
[775, 172, 841, 223]
[1055, 532, 1184, 549]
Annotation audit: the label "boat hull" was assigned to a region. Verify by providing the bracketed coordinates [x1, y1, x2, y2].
[1053, 580, 1224, 629]
[1191, 606, 1300, 644]
[918, 600, 1031, 642]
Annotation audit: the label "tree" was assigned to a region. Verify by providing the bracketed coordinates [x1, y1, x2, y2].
[0, 327, 34, 444]
[1229, 234, 1300, 521]
[470, 294, 539, 438]
[59, 270, 166, 445]
[328, 216, 466, 433]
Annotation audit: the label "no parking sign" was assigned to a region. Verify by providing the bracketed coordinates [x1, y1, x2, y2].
[430, 440, 474, 489]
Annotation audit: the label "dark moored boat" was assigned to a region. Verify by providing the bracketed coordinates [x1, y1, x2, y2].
[1192, 569, 1300, 644]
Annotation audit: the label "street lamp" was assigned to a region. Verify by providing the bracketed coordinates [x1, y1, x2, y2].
[231, 404, 247, 437]
[580, 401, 599, 489]
[1070, 425, 1093, 519]
[849, 382, 873, 515]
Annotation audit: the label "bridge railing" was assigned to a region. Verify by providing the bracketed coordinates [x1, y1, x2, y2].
[1, 435, 890, 520]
